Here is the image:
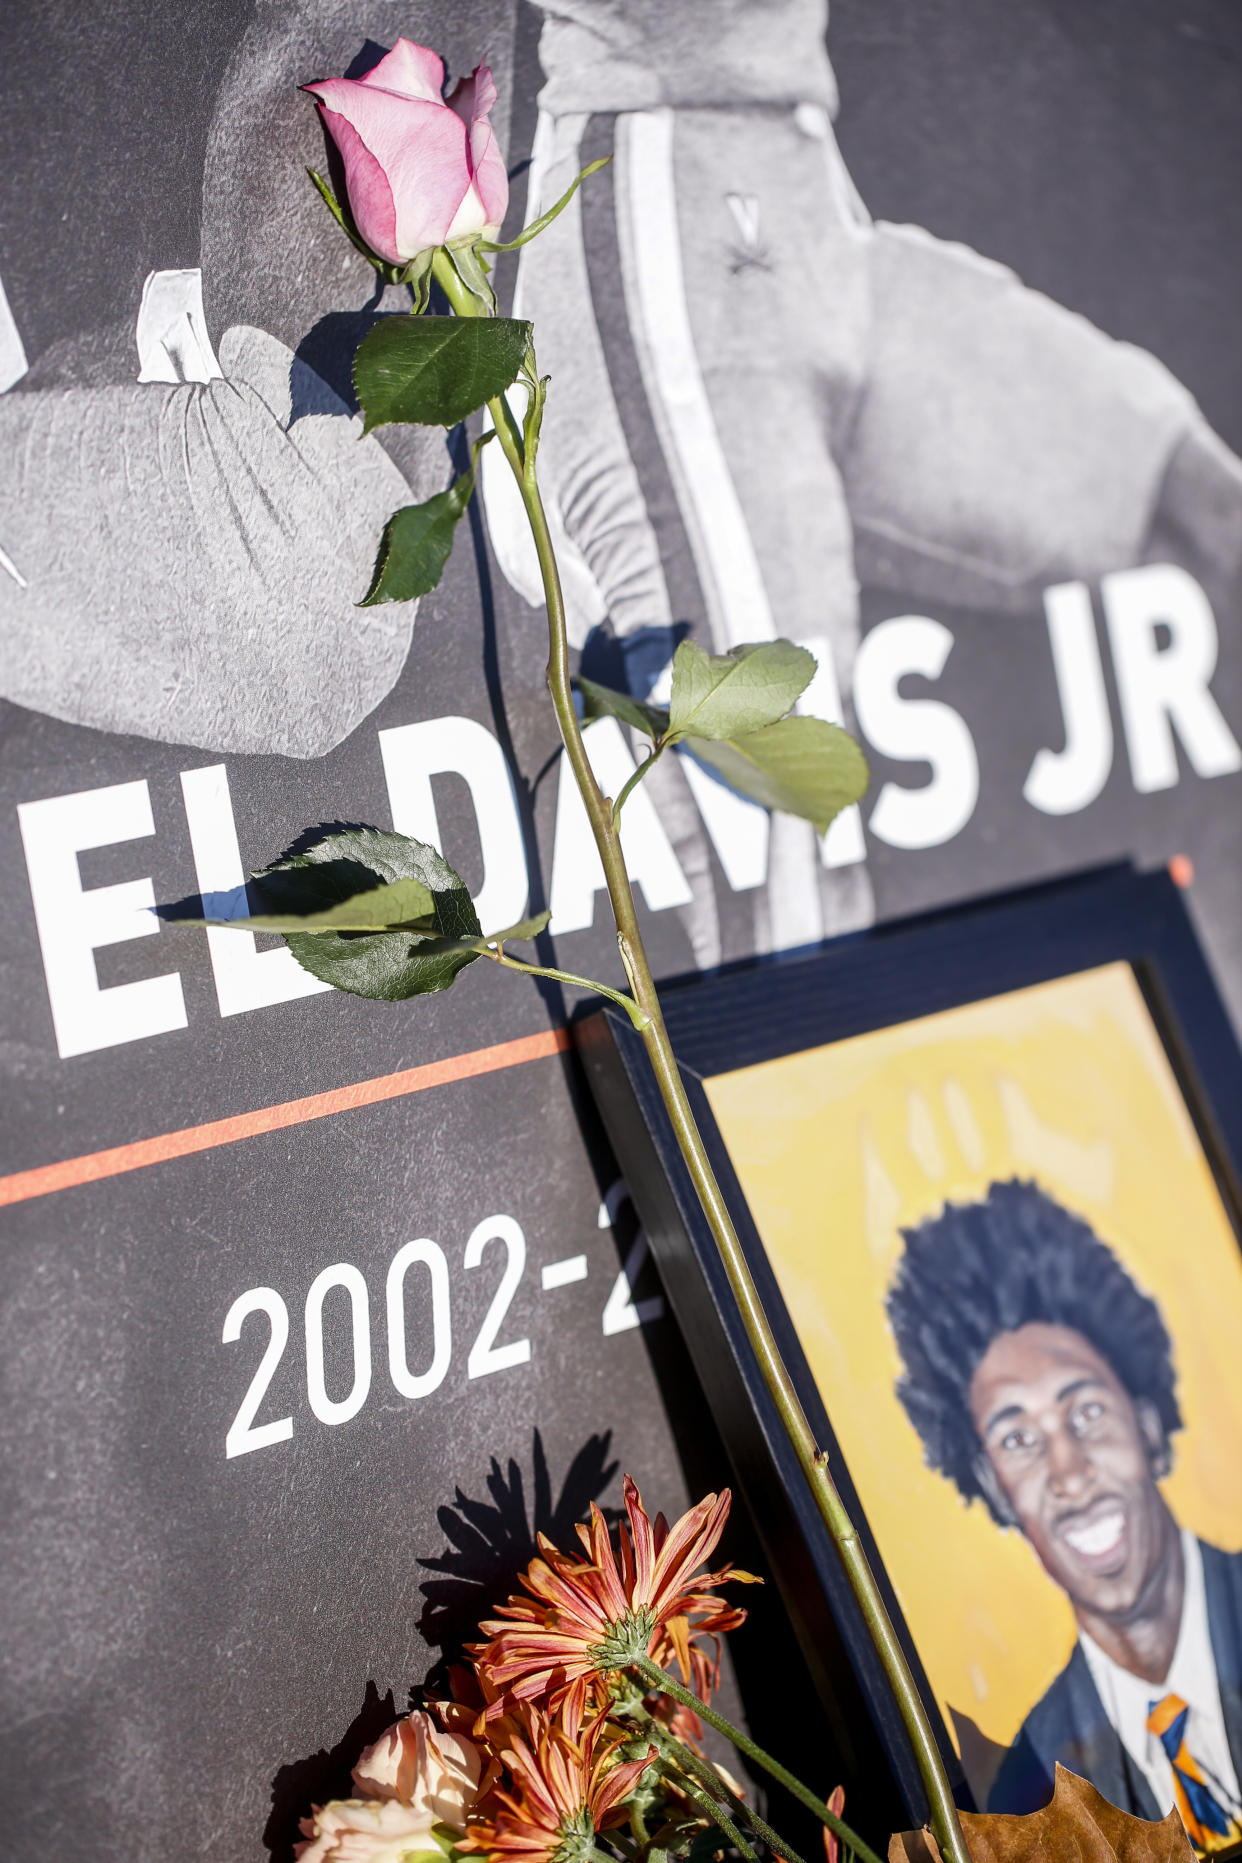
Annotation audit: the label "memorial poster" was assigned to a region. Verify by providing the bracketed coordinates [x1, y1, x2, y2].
[1, 3, 1239, 1856]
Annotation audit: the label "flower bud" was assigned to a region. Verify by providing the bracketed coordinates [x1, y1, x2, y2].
[303, 40, 508, 266]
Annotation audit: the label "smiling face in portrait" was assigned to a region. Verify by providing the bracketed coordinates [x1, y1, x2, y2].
[968, 1321, 1176, 1622]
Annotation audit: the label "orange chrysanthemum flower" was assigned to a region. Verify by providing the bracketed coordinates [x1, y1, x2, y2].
[462, 1704, 655, 1863]
[470, 1476, 756, 1721]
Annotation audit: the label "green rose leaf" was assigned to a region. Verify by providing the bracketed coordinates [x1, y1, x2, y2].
[396, 909, 552, 959]
[686, 716, 869, 836]
[359, 434, 492, 606]
[354, 315, 532, 432]
[257, 829, 484, 1000]
[206, 874, 437, 935]
[481, 910, 550, 945]
[225, 845, 412, 921]
[576, 675, 669, 741]
[667, 639, 816, 742]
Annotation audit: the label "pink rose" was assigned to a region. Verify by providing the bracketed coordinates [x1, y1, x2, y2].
[304, 40, 508, 266]
[353, 1711, 486, 1830]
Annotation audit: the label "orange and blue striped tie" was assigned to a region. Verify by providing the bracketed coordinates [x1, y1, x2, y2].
[1146, 1692, 1242, 1854]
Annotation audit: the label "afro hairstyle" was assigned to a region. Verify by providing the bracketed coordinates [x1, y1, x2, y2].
[885, 1179, 1180, 1521]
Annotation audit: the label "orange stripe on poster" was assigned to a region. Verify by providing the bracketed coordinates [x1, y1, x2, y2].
[0, 1026, 573, 1209]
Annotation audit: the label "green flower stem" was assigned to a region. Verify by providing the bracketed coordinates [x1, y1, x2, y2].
[431, 245, 969, 1863]
[642, 1715, 815, 1863]
[668, 1770, 758, 1863]
[632, 1701, 750, 1805]
[633, 1658, 883, 1863]
[610, 743, 666, 824]
[482, 949, 650, 1031]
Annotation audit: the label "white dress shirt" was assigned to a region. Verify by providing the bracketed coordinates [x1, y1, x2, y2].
[1080, 1531, 1242, 1824]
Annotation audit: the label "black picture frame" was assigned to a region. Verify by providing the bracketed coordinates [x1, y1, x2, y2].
[575, 862, 1242, 1826]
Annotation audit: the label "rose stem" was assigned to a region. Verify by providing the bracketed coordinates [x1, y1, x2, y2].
[430, 247, 970, 1863]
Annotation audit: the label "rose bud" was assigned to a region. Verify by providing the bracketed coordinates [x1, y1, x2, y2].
[352, 1710, 487, 1832]
[303, 40, 508, 266]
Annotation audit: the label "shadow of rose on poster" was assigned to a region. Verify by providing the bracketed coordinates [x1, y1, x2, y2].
[704, 963, 1242, 1810]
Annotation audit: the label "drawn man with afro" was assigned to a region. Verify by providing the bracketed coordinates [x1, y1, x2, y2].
[887, 1180, 1242, 1852]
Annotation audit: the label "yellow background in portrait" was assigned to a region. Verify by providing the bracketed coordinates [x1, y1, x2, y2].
[703, 963, 1242, 1802]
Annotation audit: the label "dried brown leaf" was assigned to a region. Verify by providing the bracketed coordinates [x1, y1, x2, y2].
[889, 1766, 1194, 1863]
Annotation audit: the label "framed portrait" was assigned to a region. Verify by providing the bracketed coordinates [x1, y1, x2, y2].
[576, 864, 1242, 1846]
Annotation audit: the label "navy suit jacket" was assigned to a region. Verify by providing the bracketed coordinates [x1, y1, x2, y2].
[989, 1542, 1242, 1821]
